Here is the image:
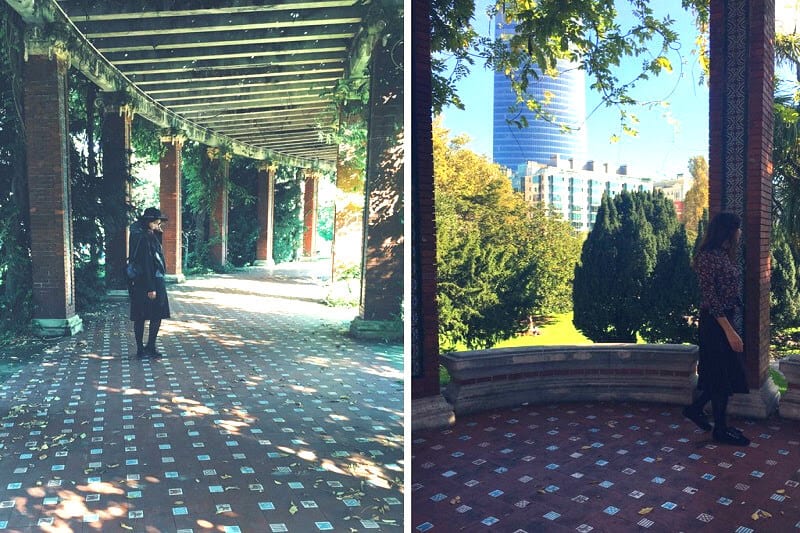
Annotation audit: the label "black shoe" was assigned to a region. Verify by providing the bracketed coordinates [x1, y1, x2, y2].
[713, 428, 750, 446]
[144, 346, 163, 359]
[136, 346, 146, 358]
[682, 405, 712, 431]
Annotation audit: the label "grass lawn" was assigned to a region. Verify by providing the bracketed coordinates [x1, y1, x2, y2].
[493, 312, 592, 348]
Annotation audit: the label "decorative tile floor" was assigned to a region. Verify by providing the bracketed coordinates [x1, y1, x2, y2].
[412, 402, 800, 531]
[0, 265, 403, 531]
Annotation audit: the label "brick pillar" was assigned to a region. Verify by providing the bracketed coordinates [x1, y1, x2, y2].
[350, 6, 404, 342]
[255, 163, 276, 266]
[23, 52, 83, 336]
[208, 149, 229, 268]
[302, 170, 318, 257]
[409, 0, 453, 429]
[331, 118, 365, 280]
[160, 135, 184, 281]
[101, 93, 133, 292]
[709, 0, 777, 418]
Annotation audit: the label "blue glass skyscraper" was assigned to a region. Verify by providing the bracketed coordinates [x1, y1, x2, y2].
[492, 18, 588, 171]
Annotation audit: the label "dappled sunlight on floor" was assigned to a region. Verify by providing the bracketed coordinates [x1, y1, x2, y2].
[0, 267, 403, 530]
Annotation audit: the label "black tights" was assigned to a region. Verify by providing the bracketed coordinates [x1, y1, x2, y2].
[690, 389, 729, 431]
[134, 319, 162, 350]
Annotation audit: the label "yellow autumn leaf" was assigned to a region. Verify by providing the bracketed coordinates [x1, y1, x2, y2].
[638, 507, 653, 515]
[289, 503, 298, 515]
[656, 56, 673, 72]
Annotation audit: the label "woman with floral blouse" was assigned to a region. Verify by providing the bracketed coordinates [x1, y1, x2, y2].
[682, 212, 750, 446]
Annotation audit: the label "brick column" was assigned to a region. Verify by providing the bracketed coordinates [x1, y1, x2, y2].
[302, 170, 318, 257]
[331, 120, 365, 280]
[101, 93, 133, 292]
[255, 163, 276, 266]
[350, 6, 404, 342]
[709, 0, 777, 418]
[208, 149, 229, 268]
[160, 135, 185, 282]
[409, 0, 453, 430]
[23, 51, 83, 336]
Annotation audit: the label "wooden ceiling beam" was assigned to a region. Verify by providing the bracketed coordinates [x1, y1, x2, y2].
[120, 52, 345, 75]
[90, 28, 356, 53]
[56, 0, 361, 20]
[75, 9, 364, 37]
[101, 40, 351, 65]
[129, 62, 344, 85]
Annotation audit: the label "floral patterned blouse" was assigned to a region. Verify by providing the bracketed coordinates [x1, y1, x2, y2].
[695, 248, 741, 318]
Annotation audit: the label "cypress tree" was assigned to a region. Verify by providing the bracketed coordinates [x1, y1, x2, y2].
[771, 230, 800, 330]
[574, 190, 697, 343]
[573, 193, 622, 341]
[641, 225, 699, 343]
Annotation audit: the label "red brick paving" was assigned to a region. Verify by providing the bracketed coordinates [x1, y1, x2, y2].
[0, 264, 403, 532]
[412, 401, 800, 532]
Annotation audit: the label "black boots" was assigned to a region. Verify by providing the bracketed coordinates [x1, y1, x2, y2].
[682, 405, 712, 431]
[713, 427, 750, 446]
[143, 343, 163, 358]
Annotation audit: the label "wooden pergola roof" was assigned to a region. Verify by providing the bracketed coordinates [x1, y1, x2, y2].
[6, 0, 390, 170]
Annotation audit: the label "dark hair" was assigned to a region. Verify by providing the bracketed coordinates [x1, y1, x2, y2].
[696, 211, 741, 261]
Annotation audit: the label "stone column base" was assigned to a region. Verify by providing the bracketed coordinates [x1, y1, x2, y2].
[32, 316, 83, 337]
[728, 378, 780, 419]
[412, 395, 455, 432]
[349, 317, 402, 342]
[165, 274, 186, 284]
[253, 259, 275, 267]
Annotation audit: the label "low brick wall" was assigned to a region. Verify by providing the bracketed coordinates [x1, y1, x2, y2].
[442, 344, 699, 415]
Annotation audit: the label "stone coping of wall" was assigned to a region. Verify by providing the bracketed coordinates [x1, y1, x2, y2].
[779, 354, 800, 420]
[442, 344, 699, 415]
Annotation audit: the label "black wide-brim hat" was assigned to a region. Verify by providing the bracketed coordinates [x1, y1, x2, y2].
[140, 207, 168, 221]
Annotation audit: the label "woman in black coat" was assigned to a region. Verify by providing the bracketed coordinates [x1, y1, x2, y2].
[128, 207, 171, 358]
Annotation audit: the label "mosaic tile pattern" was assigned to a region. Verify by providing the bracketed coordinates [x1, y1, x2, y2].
[412, 402, 800, 531]
[0, 268, 403, 531]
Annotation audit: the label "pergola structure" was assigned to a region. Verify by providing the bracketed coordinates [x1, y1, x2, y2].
[412, 0, 779, 429]
[4, 0, 403, 338]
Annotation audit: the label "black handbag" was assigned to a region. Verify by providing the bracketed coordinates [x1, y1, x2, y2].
[126, 236, 142, 280]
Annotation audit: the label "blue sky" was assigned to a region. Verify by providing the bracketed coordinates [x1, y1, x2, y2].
[438, 1, 711, 180]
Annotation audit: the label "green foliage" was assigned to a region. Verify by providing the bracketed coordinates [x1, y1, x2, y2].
[431, 0, 709, 126]
[0, 7, 32, 336]
[69, 70, 107, 309]
[273, 168, 303, 264]
[227, 157, 258, 268]
[434, 120, 581, 350]
[317, 203, 334, 243]
[130, 115, 164, 164]
[641, 225, 698, 343]
[574, 190, 697, 343]
[771, 230, 800, 330]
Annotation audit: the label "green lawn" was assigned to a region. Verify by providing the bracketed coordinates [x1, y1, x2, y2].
[493, 312, 592, 348]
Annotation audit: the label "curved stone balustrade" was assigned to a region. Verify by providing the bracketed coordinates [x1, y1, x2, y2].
[779, 355, 800, 420]
[442, 344, 699, 415]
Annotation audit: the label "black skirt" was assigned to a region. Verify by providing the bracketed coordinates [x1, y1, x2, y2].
[696, 308, 749, 396]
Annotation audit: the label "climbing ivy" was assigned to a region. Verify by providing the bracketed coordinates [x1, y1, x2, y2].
[0, 6, 32, 340]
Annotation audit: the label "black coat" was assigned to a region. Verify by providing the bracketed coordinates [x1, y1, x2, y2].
[128, 220, 171, 321]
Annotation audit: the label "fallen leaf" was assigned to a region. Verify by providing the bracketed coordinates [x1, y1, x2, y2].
[289, 503, 298, 515]
[638, 507, 653, 515]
